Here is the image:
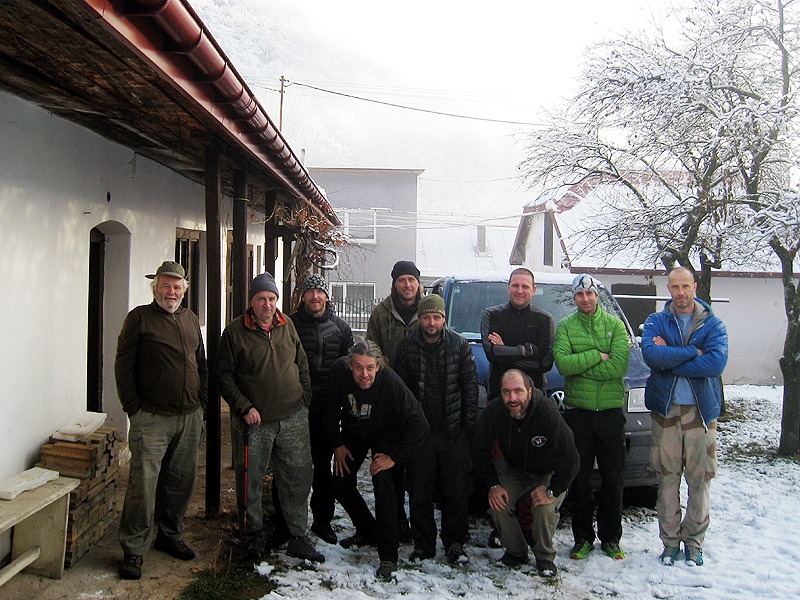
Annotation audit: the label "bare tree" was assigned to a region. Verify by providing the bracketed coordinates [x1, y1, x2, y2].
[520, 0, 800, 452]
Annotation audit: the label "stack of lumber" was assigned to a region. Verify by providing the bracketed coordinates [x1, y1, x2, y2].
[36, 426, 120, 567]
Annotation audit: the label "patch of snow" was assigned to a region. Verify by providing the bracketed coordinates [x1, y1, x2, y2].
[255, 385, 798, 598]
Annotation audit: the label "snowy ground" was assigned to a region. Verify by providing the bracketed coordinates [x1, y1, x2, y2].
[255, 386, 799, 599]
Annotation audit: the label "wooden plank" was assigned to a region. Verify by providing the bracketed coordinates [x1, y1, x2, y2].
[0, 546, 40, 587]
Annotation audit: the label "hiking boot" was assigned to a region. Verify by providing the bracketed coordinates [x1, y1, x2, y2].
[685, 545, 704, 566]
[245, 530, 268, 559]
[570, 539, 595, 560]
[376, 560, 397, 580]
[487, 528, 502, 548]
[340, 532, 378, 549]
[287, 535, 325, 563]
[310, 522, 338, 545]
[154, 533, 195, 560]
[536, 558, 558, 578]
[409, 547, 435, 561]
[601, 541, 625, 560]
[445, 542, 469, 565]
[398, 519, 412, 544]
[500, 551, 527, 568]
[119, 554, 142, 580]
[659, 545, 680, 566]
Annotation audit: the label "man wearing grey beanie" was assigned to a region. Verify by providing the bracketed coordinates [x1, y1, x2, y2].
[217, 271, 323, 563]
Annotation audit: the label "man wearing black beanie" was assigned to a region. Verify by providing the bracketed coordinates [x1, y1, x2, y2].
[367, 260, 422, 367]
[366, 260, 422, 543]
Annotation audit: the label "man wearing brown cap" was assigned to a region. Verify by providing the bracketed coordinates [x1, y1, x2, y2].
[216, 272, 323, 563]
[115, 261, 207, 580]
[394, 294, 478, 565]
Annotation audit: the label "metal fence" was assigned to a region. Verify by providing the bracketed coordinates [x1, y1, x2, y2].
[332, 297, 379, 334]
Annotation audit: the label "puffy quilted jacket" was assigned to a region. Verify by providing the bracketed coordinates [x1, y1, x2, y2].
[552, 306, 629, 411]
[393, 327, 479, 440]
[641, 298, 728, 425]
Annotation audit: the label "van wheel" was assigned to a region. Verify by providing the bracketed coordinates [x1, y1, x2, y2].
[624, 485, 658, 509]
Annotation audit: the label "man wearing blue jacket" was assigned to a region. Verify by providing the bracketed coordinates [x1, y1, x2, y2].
[641, 267, 728, 568]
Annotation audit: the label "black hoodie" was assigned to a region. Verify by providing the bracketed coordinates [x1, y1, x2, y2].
[472, 390, 579, 497]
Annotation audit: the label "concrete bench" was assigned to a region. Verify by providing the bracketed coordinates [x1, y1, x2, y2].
[0, 475, 80, 586]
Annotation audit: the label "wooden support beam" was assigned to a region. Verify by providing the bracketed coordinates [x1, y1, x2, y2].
[232, 170, 249, 319]
[203, 144, 222, 517]
[282, 235, 293, 313]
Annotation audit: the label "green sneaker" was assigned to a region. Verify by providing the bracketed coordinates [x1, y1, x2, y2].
[601, 541, 625, 560]
[570, 539, 594, 560]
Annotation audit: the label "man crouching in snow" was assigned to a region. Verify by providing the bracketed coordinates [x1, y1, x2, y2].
[472, 369, 579, 578]
[324, 339, 429, 581]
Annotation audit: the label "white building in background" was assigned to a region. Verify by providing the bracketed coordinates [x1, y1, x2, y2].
[511, 183, 795, 385]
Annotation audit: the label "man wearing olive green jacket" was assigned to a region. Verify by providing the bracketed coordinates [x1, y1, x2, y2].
[553, 275, 629, 562]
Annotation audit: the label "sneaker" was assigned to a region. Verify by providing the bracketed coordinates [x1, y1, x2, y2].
[570, 539, 595, 560]
[536, 558, 558, 578]
[154, 533, 196, 560]
[445, 543, 469, 565]
[409, 547, 435, 561]
[487, 528, 502, 549]
[376, 560, 397, 580]
[287, 535, 325, 563]
[500, 551, 527, 568]
[398, 519, 412, 544]
[659, 545, 680, 566]
[119, 554, 142, 580]
[340, 532, 378, 549]
[601, 541, 625, 560]
[685, 545, 704, 566]
[310, 522, 338, 545]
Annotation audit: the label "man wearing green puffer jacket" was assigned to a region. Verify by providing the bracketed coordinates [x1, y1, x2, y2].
[553, 274, 630, 562]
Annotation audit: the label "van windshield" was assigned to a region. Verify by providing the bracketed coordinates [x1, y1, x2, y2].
[446, 280, 628, 341]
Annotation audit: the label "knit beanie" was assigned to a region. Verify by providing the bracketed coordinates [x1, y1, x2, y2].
[301, 273, 328, 296]
[249, 272, 280, 301]
[391, 260, 420, 283]
[417, 294, 446, 317]
[571, 274, 600, 297]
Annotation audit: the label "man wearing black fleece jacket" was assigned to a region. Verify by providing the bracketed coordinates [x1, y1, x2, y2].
[324, 340, 429, 581]
[472, 369, 579, 578]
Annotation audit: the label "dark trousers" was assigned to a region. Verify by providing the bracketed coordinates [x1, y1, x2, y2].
[563, 407, 626, 545]
[332, 439, 402, 562]
[408, 430, 469, 551]
[273, 408, 335, 538]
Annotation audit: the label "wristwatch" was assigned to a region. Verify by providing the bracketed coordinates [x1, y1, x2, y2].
[546, 488, 556, 499]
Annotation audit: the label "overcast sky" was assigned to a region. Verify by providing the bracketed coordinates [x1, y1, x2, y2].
[192, 0, 666, 224]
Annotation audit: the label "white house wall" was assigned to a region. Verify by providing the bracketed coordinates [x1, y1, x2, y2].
[0, 91, 212, 480]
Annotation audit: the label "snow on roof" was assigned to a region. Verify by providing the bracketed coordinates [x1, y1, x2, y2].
[417, 225, 518, 278]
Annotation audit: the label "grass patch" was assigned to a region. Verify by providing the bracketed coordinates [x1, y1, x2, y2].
[178, 542, 274, 600]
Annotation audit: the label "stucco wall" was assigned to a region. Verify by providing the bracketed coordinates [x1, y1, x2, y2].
[309, 167, 419, 299]
[0, 91, 213, 479]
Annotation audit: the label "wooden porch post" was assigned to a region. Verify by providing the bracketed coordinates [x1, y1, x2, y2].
[232, 170, 249, 319]
[204, 145, 222, 517]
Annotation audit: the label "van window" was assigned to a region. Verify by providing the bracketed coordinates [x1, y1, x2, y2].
[446, 280, 630, 341]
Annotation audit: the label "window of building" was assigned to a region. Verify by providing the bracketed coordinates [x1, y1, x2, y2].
[337, 209, 377, 243]
[175, 228, 201, 314]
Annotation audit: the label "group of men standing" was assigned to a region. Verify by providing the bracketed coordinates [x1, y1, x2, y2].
[113, 258, 727, 582]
